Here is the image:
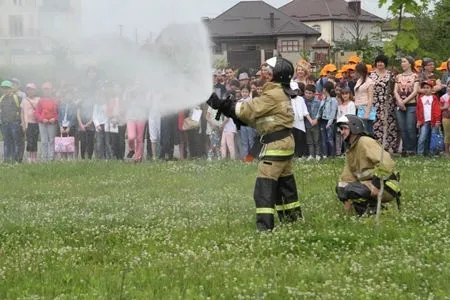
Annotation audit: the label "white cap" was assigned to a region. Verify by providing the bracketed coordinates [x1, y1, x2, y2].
[290, 81, 299, 91]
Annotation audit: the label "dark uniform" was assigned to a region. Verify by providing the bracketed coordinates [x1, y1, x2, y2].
[208, 57, 302, 231]
[335, 115, 401, 215]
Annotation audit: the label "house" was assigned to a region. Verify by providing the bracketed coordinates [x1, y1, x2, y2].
[0, 0, 81, 65]
[205, 1, 320, 70]
[0, 0, 41, 54]
[279, 0, 384, 46]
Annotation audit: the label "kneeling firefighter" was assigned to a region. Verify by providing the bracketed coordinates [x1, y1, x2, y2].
[207, 57, 303, 231]
[335, 115, 401, 215]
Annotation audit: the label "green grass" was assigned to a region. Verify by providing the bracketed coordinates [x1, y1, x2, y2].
[0, 158, 449, 299]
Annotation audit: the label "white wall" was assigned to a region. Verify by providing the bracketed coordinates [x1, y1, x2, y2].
[0, 0, 39, 37]
[303, 21, 333, 45]
[303, 20, 381, 46]
[333, 21, 381, 44]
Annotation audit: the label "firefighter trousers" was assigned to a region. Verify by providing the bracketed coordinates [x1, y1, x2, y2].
[254, 159, 302, 231]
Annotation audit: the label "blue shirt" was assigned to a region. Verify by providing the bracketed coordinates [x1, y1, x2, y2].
[317, 96, 338, 127]
[304, 97, 321, 129]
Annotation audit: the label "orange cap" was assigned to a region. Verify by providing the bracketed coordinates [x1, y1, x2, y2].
[335, 71, 343, 79]
[323, 64, 338, 73]
[341, 64, 356, 73]
[348, 55, 361, 64]
[366, 64, 374, 72]
[414, 60, 422, 72]
[436, 62, 448, 71]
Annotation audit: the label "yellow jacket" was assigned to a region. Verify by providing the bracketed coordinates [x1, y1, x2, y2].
[235, 82, 294, 160]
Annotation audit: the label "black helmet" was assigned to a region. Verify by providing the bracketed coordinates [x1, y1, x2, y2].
[265, 57, 294, 84]
[336, 115, 366, 135]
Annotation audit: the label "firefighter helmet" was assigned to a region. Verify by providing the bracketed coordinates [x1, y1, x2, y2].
[336, 114, 366, 135]
[265, 57, 294, 84]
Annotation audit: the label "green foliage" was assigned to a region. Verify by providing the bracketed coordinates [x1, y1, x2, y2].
[0, 159, 449, 298]
[413, 0, 450, 61]
[379, 0, 430, 57]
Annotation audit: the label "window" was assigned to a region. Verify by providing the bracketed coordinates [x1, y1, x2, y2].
[25, 0, 36, 7]
[9, 15, 24, 37]
[312, 25, 321, 33]
[12, 0, 23, 6]
[280, 40, 300, 53]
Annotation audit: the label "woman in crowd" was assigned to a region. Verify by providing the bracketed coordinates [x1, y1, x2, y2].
[294, 59, 310, 85]
[394, 56, 420, 156]
[77, 91, 95, 160]
[370, 55, 400, 153]
[124, 83, 148, 162]
[440, 58, 450, 85]
[35, 82, 58, 161]
[354, 63, 375, 134]
[92, 84, 109, 160]
[21, 83, 40, 163]
[420, 58, 442, 94]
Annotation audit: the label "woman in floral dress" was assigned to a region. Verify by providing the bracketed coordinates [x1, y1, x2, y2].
[369, 55, 400, 153]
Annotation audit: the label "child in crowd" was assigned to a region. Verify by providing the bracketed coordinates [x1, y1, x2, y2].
[21, 83, 40, 163]
[439, 79, 450, 156]
[238, 84, 256, 159]
[335, 87, 356, 156]
[304, 84, 321, 160]
[221, 116, 237, 160]
[290, 81, 314, 158]
[416, 80, 441, 156]
[317, 81, 338, 158]
[58, 86, 78, 160]
[35, 82, 58, 161]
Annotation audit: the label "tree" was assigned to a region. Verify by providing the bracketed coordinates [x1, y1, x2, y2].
[378, 0, 430, 57]
[413, 0, 450, 61]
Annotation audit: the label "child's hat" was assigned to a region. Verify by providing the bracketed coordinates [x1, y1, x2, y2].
[348, 55, 361, 64]
[420, 80, 435, 88]
[436, 62, 448, 71]
[238, 73, 249, 80]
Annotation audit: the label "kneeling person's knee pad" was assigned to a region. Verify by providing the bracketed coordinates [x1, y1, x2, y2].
[336, 183, 372, 202]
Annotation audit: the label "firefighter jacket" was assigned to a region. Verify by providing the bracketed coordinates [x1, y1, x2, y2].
[340, 136, 395, 183]
[339, 135, 400, 200]
[235, 82, 294, 161]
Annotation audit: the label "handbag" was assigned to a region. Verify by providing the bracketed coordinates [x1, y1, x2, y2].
[181, 108, 202, 131]
[430, 128, 444, 153]
[357, 105, 377, 121]
[55, 135, 75, 153]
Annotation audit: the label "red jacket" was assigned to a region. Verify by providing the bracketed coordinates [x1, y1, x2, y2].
[416, 94, 441, 126]
[35, 97, 59, 122]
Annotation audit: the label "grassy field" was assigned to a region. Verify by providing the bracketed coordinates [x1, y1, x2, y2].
[0, 158, 449, 299]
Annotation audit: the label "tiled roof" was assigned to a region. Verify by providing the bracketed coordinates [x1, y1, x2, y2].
[279, 0, 384, 22]
[206, 1, 320, 38]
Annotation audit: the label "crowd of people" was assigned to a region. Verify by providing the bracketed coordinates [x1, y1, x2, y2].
[1, 55, 449, 164]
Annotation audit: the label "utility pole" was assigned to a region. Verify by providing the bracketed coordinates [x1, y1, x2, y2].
[119, 24, 124, 38]
[135, 28, 138, 44]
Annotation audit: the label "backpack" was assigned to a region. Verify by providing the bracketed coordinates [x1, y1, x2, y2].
[0, 94, 21, 108]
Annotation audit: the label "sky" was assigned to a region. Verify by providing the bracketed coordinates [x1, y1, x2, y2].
[81, 0, 391, 40]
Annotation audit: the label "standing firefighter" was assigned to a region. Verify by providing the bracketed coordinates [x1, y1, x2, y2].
[335, 115, 401, 215]
[207, 57, 302, 231]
